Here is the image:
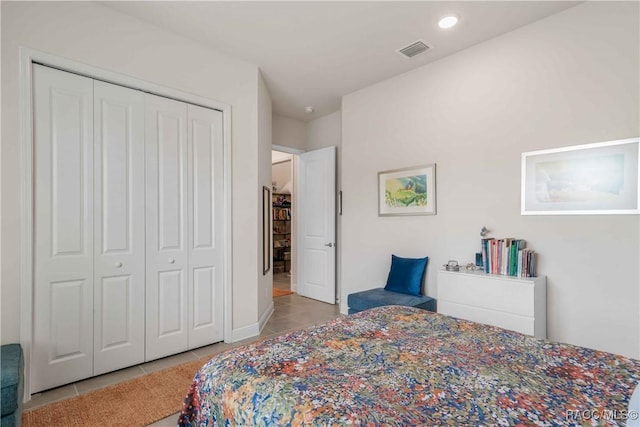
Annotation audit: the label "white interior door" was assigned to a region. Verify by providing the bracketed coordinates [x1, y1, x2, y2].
[297, 147, 336, 304]
[93, 80, 146, 375]
[187, 104, 224, 348]
[145, 93, 189, 361]
[32, 65, 95, 392]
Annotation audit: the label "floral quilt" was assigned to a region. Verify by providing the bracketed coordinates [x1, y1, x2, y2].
[178, 306, 640, 426]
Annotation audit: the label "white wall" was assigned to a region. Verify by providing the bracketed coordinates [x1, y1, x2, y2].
[1, 1, 263, 343]
[341, 2, 639, 358]
[257, 72, 274, 328]
[273, 114, 306, 151]
[272, 161, 292, 191]
[306, 111, 341, 152]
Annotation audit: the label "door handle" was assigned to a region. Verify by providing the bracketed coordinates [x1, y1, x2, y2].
[168, 258, 175, 264]
[324, 243, 334, 248]
[115, 262, 123, 268]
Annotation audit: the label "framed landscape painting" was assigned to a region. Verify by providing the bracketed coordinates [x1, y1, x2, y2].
[378, 164, 436, 216]
[521, 137, 639, 215]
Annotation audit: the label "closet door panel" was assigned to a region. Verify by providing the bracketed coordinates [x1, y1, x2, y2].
[187, 104, 224, 348]
[158, 271, 184, 335]
[99, 276, 131, 344]
[32, 64, 94, 393]
[146, 94, 189, 361]
[93, 81, 146, 375]
[193, 267, 214, 328]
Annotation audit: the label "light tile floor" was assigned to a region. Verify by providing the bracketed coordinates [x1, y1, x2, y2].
[272, 272, 290, 291]
[24, 294, 341, 426]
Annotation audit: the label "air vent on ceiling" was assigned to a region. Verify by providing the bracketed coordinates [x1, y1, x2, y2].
[397, 40, 431, 58]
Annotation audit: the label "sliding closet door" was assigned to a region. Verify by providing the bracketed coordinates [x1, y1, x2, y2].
[93, 81, 146, 375]
[145, 94, 189, 361]
[32, 65, 94, 392]
[187, 104, 224, 348]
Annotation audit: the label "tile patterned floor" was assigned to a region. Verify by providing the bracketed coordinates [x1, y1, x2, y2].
[24, 293, 341, 426]
[273, 272, 291, 291]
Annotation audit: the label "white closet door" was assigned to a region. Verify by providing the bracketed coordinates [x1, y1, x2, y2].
[93, 81, 146, 375]
[145, 93, 189, 361]
[187, 104, 224, 348]
[32, 65, 95, 392]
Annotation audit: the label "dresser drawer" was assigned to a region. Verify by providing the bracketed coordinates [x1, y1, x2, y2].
[438, 301, 536, 336]
[438, 271, 535, 317]
[437, 269, 546, 338]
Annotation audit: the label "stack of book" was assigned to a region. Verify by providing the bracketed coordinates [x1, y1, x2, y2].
[273, 207, 291, 220]
[480, 238, 537, 278]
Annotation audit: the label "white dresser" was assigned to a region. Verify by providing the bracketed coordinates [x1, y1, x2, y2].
[437, 269, 546, 338]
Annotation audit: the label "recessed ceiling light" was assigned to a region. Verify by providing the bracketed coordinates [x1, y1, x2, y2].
[438, 15, 459, 29]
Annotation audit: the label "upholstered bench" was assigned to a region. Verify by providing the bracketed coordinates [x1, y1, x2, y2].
[347, 288, 436, 314]
[1, 344, 23, 427]
[348, 254, 435, 315]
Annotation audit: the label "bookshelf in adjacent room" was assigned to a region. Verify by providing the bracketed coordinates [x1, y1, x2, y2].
[272, 193, 291, 274]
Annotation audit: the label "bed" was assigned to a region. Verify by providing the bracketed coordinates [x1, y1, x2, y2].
[178, 306, 640, 426]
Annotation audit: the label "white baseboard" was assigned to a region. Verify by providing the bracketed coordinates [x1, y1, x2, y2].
[228, 302, 274, 342]
[259, 301, 274, 332]
[340, 304, 349, 316]
[229, 322, 260, 342]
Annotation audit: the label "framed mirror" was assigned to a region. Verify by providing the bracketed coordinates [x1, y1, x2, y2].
[263, 186, 271, 275]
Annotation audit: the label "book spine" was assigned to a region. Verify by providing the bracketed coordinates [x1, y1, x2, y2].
[509, 241, 516, 276]
[505, 240, 510, 276]
[481, 239, 489, 274]
[499, 240, 505, 275]
[511, 240, 520, 276]
[491, 240, 498, 274]
[503, 239, 512, 275]
[530, 252, 537, 277]
[490, 241, 494, 274]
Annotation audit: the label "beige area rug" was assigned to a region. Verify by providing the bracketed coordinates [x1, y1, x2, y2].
[22, 357, 209, 427]
[273, 288, 294, 297]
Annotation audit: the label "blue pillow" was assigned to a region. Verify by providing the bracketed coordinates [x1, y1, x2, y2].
[384, 255, 428, 296]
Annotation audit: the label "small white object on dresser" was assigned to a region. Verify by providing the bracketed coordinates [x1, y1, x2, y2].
[437, 269, 546, 338]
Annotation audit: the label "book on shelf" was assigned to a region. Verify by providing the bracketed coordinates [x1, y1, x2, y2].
[272, 195, 291, 208]
[481, 237, 537, 277]
[272, 207, 291, 220]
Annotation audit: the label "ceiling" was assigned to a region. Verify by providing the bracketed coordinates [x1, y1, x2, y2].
[104, 1, 580, 122]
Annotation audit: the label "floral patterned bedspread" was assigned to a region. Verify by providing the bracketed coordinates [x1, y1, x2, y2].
[178, 306, 640, 426]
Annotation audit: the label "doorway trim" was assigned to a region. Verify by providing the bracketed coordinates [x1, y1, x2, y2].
[19, 47, 233, 400]
[271, 145, 302, 293]
[272, 144, 304, 155]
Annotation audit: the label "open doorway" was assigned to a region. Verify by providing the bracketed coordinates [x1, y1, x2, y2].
[271, 145, 337, 304]
[272, 150, 295, 296]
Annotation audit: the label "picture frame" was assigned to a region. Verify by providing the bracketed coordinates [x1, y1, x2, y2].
[262, 186, 271, 275]
[521, 137, 639, 215]
[378, 164, 437, 216]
